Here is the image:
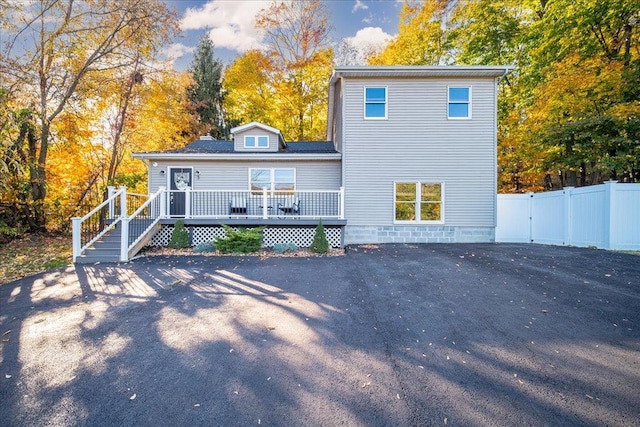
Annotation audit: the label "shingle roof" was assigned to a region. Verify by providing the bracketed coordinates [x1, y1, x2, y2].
[155, 139, 337, 155]
[283, 142, 337, 153]
[165, 139, 234, 153]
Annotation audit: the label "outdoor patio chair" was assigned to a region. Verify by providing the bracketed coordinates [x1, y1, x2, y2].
[229, 196, 247, 215]
[277, 196, 300, 216]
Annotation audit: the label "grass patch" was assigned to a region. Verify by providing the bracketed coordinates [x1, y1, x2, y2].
[0, 233, 72, 285]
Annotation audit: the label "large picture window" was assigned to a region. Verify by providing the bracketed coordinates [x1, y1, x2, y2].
[394, 182, 443, 222]
[448, 87, 471, 119]
[250, 168, 295, 192]
[364, 87, 387, 119]
[245, 135, 269, 148]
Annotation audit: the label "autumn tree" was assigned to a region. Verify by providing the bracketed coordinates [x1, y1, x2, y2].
[187, 35, 227, 139]
[369, 0, 451, 65]
[0, 89, 36, 231]
[254, 0, 334, 141]
[0, 0, 179, 231]
[44, 69, 198, 231]
[223, 50, 275, 127]
[519, 0, 640, 186]
[448, 0, 640, 189]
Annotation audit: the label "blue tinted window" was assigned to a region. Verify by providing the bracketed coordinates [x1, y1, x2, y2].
[365, 87, 386, 118]
[366, 87, 386, 102]
[448, 103, 469, 118]
[365, 103, 386, 118]
[245, 135, 269, 148]
[448, 87, 470, 118]
[257, 136, 268, 147]
[449, 87, 469, 102]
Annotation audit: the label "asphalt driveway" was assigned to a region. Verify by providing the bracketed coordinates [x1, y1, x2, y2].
[1, 244, 639, 426]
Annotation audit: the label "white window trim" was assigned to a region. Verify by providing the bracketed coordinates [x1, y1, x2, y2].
[248, 168, 296, 192]
[244, 134, 269, 148]
[447, 86, 472, 120]
[393, 181, 445, 224]
[364, 86, 388, 120]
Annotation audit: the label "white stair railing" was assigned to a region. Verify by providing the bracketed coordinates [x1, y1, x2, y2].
[71, 186, 126, 262]
[123, 186, 165, 261]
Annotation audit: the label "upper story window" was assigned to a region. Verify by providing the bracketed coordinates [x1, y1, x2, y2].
[364, 87, 387, 119]
[245, 135, 269, 148]
[394, 182, 444, 223]
[448, 87, 471, 119]
[250, 168, 295, 192]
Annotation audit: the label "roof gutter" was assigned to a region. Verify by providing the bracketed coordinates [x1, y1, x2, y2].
[131, 152, 342, 161]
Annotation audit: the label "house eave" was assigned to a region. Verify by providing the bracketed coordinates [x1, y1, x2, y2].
[331, 65, 513, 80]
[132, 153, 342, 161]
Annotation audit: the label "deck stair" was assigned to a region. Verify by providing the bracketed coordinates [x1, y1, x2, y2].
[73, 186, 165, 263]
[75, 219, 161, 264]
[75, 225, 123, 264]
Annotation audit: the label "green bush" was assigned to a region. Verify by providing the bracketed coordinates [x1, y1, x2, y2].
[193, 241, 216, 253]
[309, 220, 329, 254]
[273, 243, 298, 254]
[0, 221, 21, 244]
[168, 220, 190, 248]
[215, 225, 263, 254]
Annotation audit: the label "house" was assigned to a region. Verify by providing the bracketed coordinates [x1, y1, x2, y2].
[72, 65, 510, 263]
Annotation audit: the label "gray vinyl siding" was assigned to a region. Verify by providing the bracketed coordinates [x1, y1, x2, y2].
[233, 129, 279, 152]
[148, 159, 341, 192]
[342, 77, 497, 227]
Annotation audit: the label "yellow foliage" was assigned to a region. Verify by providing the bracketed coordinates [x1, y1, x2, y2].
[368, 0, 449, 65]
[530, 53, 625, 126]
[45, 68, 197, 226]
[223, 51, 275, 127]
[223, 48, 332, 141]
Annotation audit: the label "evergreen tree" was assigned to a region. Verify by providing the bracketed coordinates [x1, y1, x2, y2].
[309, 220, 329, 254]
[187, 35, 227, 139]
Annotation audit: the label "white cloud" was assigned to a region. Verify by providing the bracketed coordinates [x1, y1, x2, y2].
[336, 27, 394, 66]
[180, 0, 269, 52]
[352, 0, 369, 13]
[347, 27, 393, 53]
[162, 43, 195, 61]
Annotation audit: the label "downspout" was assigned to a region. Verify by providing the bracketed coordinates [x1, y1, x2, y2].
[493, 67, 512, 230]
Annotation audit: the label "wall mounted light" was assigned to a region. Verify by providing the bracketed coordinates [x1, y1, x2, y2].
[195, 170, 200, 178]
[160, 170, 165, 175]
[152, 162, 158, 167]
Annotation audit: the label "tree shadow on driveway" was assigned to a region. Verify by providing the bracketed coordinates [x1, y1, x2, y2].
[1, 244, 639, 426]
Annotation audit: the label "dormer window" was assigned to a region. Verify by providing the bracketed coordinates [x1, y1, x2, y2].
[245, 135, 269, 148]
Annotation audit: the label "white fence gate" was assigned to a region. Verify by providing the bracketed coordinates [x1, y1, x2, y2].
[496, 181, 640, 250]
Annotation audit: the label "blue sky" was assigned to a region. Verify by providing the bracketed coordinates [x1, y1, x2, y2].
[162, 0, 403, 70]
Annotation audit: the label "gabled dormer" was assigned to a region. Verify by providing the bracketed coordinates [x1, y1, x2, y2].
[230, 121, 286, 152]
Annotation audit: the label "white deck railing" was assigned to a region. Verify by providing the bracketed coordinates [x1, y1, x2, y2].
[72, 186, 344, 262]
[166, 188, 344, 220]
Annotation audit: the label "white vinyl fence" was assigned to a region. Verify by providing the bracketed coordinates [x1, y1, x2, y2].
[496, 181, 640, 250]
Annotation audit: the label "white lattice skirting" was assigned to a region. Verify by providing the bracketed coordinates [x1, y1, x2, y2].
[149, 225, 342, 248]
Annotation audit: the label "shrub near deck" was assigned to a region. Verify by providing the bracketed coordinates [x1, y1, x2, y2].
[215, 225, 264, 253]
